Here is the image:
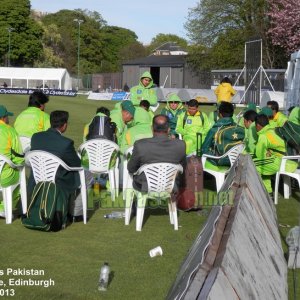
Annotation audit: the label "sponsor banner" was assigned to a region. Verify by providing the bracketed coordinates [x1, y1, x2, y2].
[88, 92, 130, 101]
[0, 88, 77, 97]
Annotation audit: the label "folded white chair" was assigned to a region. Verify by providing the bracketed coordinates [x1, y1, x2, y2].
[125, 163, 183, 231]
[25, 150, 87, 224]
[202, 144, 245, 192]
[274, 155, 300, 205]
[78, 139, 120, 201]
[0, 154, 27, 224]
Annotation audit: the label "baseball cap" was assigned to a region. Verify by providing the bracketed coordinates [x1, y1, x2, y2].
[0, 105, 14, 118]
[121, 100, 135, 116]
[259, 106, 273, 117]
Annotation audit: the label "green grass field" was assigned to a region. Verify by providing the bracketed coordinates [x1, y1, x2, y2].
[0, 94, 299, 299]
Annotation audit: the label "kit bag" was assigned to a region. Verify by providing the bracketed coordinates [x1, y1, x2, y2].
[275, 121, 300, 155]
[213, 125, 245, 166]
[86, 115, 117, 142]
[22, 181, 69, 232]
[177, 133, 203, 211]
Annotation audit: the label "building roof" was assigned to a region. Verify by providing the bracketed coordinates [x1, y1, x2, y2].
[123, 55, 186, 67]
[153, 42, 187, 52]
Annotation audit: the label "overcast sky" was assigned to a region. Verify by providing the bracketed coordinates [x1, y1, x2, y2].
[30, 0, 197, 44]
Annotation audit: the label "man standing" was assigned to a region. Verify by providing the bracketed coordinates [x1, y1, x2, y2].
[0, 105, 24, 217]
[130, 71, 158, 107]
[14, 91, 50, 137]
[29, 111, 81, 207]
[128, 115, 186, 192]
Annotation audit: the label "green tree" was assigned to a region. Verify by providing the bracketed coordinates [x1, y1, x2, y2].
[100, 26, 141, 72]
[185, 0, 284, 70]
[41, 9, 107, 75]
[0, 0, 43, 66]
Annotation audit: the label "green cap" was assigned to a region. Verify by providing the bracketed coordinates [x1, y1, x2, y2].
[121, 100, 135, 116]
[259, 106, 273, 117]
[0, 105, 13, 118]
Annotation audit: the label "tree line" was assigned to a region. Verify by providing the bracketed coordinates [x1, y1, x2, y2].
[0, 0, 297, 77]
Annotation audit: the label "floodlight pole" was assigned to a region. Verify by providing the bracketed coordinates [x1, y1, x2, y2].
[7, 27, 14, 67]
[73, 19, 83, 91]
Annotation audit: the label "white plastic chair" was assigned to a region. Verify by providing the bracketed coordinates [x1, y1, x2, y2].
[19, 136, 31, 153]
[0, 154, 27, 224]
[202, 144, 245, 192]
[274, 155, 300, 205]
[78, 139, 120, 201]
[122, 146, 134, 200]
[25, 150, 88, 224]
[125, 163, 183, 231]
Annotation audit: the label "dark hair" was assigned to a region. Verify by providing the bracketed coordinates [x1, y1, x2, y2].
[140, 100, 150, 110]
[152, 115, 169, 133]
[268, 100, 279, 112]
[243, 109, 258, 122]
[255, 114, 269, 127]
[218, 101, 234, 117]
[288, 106, 295, 113]
[50, 110, 69, 128]
[28, 91, 49, 108]
[187, 99, 199, 107]
[220, 77, 232, 85]
[96, 106, 110, 117]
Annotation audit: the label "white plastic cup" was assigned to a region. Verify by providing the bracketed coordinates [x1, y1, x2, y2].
[149, 246, 163, 257]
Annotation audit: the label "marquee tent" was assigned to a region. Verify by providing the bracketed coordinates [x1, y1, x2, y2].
[0, 67, 72, 90]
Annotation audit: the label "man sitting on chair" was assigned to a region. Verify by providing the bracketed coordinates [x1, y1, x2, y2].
[128, 115, 186, 192]
[28, 111, 83, 218]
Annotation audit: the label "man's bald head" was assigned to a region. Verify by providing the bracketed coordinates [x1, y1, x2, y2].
[152, 115, 169, 135]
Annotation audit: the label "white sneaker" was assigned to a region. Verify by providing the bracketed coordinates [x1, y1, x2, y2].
[0, 211, 5, 218]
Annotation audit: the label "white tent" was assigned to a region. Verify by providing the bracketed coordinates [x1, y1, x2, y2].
[0, 67, 72, 90]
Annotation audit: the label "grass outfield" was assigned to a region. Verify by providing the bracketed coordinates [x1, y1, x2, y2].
[0, 94, 299, 299]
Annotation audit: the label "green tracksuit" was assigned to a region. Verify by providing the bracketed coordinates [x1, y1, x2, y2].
[161, 100, 185, 137]
[289, 107, 300, 125]
[120, 107, 152, 153]
[254, 124, 297, 193]
[14, 107, 50, 137]
[0, 120, 24, 213]
[202, 117, 245, 171]
[130, 71, 158, 106]
[273, 111, 288, 127]
[176, 111, 210, 155]
[244, 122, 258, 156]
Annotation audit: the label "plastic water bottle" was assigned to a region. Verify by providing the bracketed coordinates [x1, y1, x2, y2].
[93, 179, 100, 196]
[104, 211, 125, 219]
[98, 262, 110, 291]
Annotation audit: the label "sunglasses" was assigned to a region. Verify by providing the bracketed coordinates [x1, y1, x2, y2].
[169, 101, 179, 104]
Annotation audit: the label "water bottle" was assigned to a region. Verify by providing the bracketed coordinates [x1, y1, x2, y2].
[93, 178, 100, 196]
[98, 262, 110, 291]
[104, 211, 125, 219]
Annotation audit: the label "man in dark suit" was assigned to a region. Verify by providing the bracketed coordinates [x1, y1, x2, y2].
[128, 115, 186, 192]
[28, 111, 82, 216]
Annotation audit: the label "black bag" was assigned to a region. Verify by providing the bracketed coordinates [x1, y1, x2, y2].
[177, 133, 203, 211]
[86, 115, 117, 142]
[275, 121, 300, 155]
[22, 182, 69, 232]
